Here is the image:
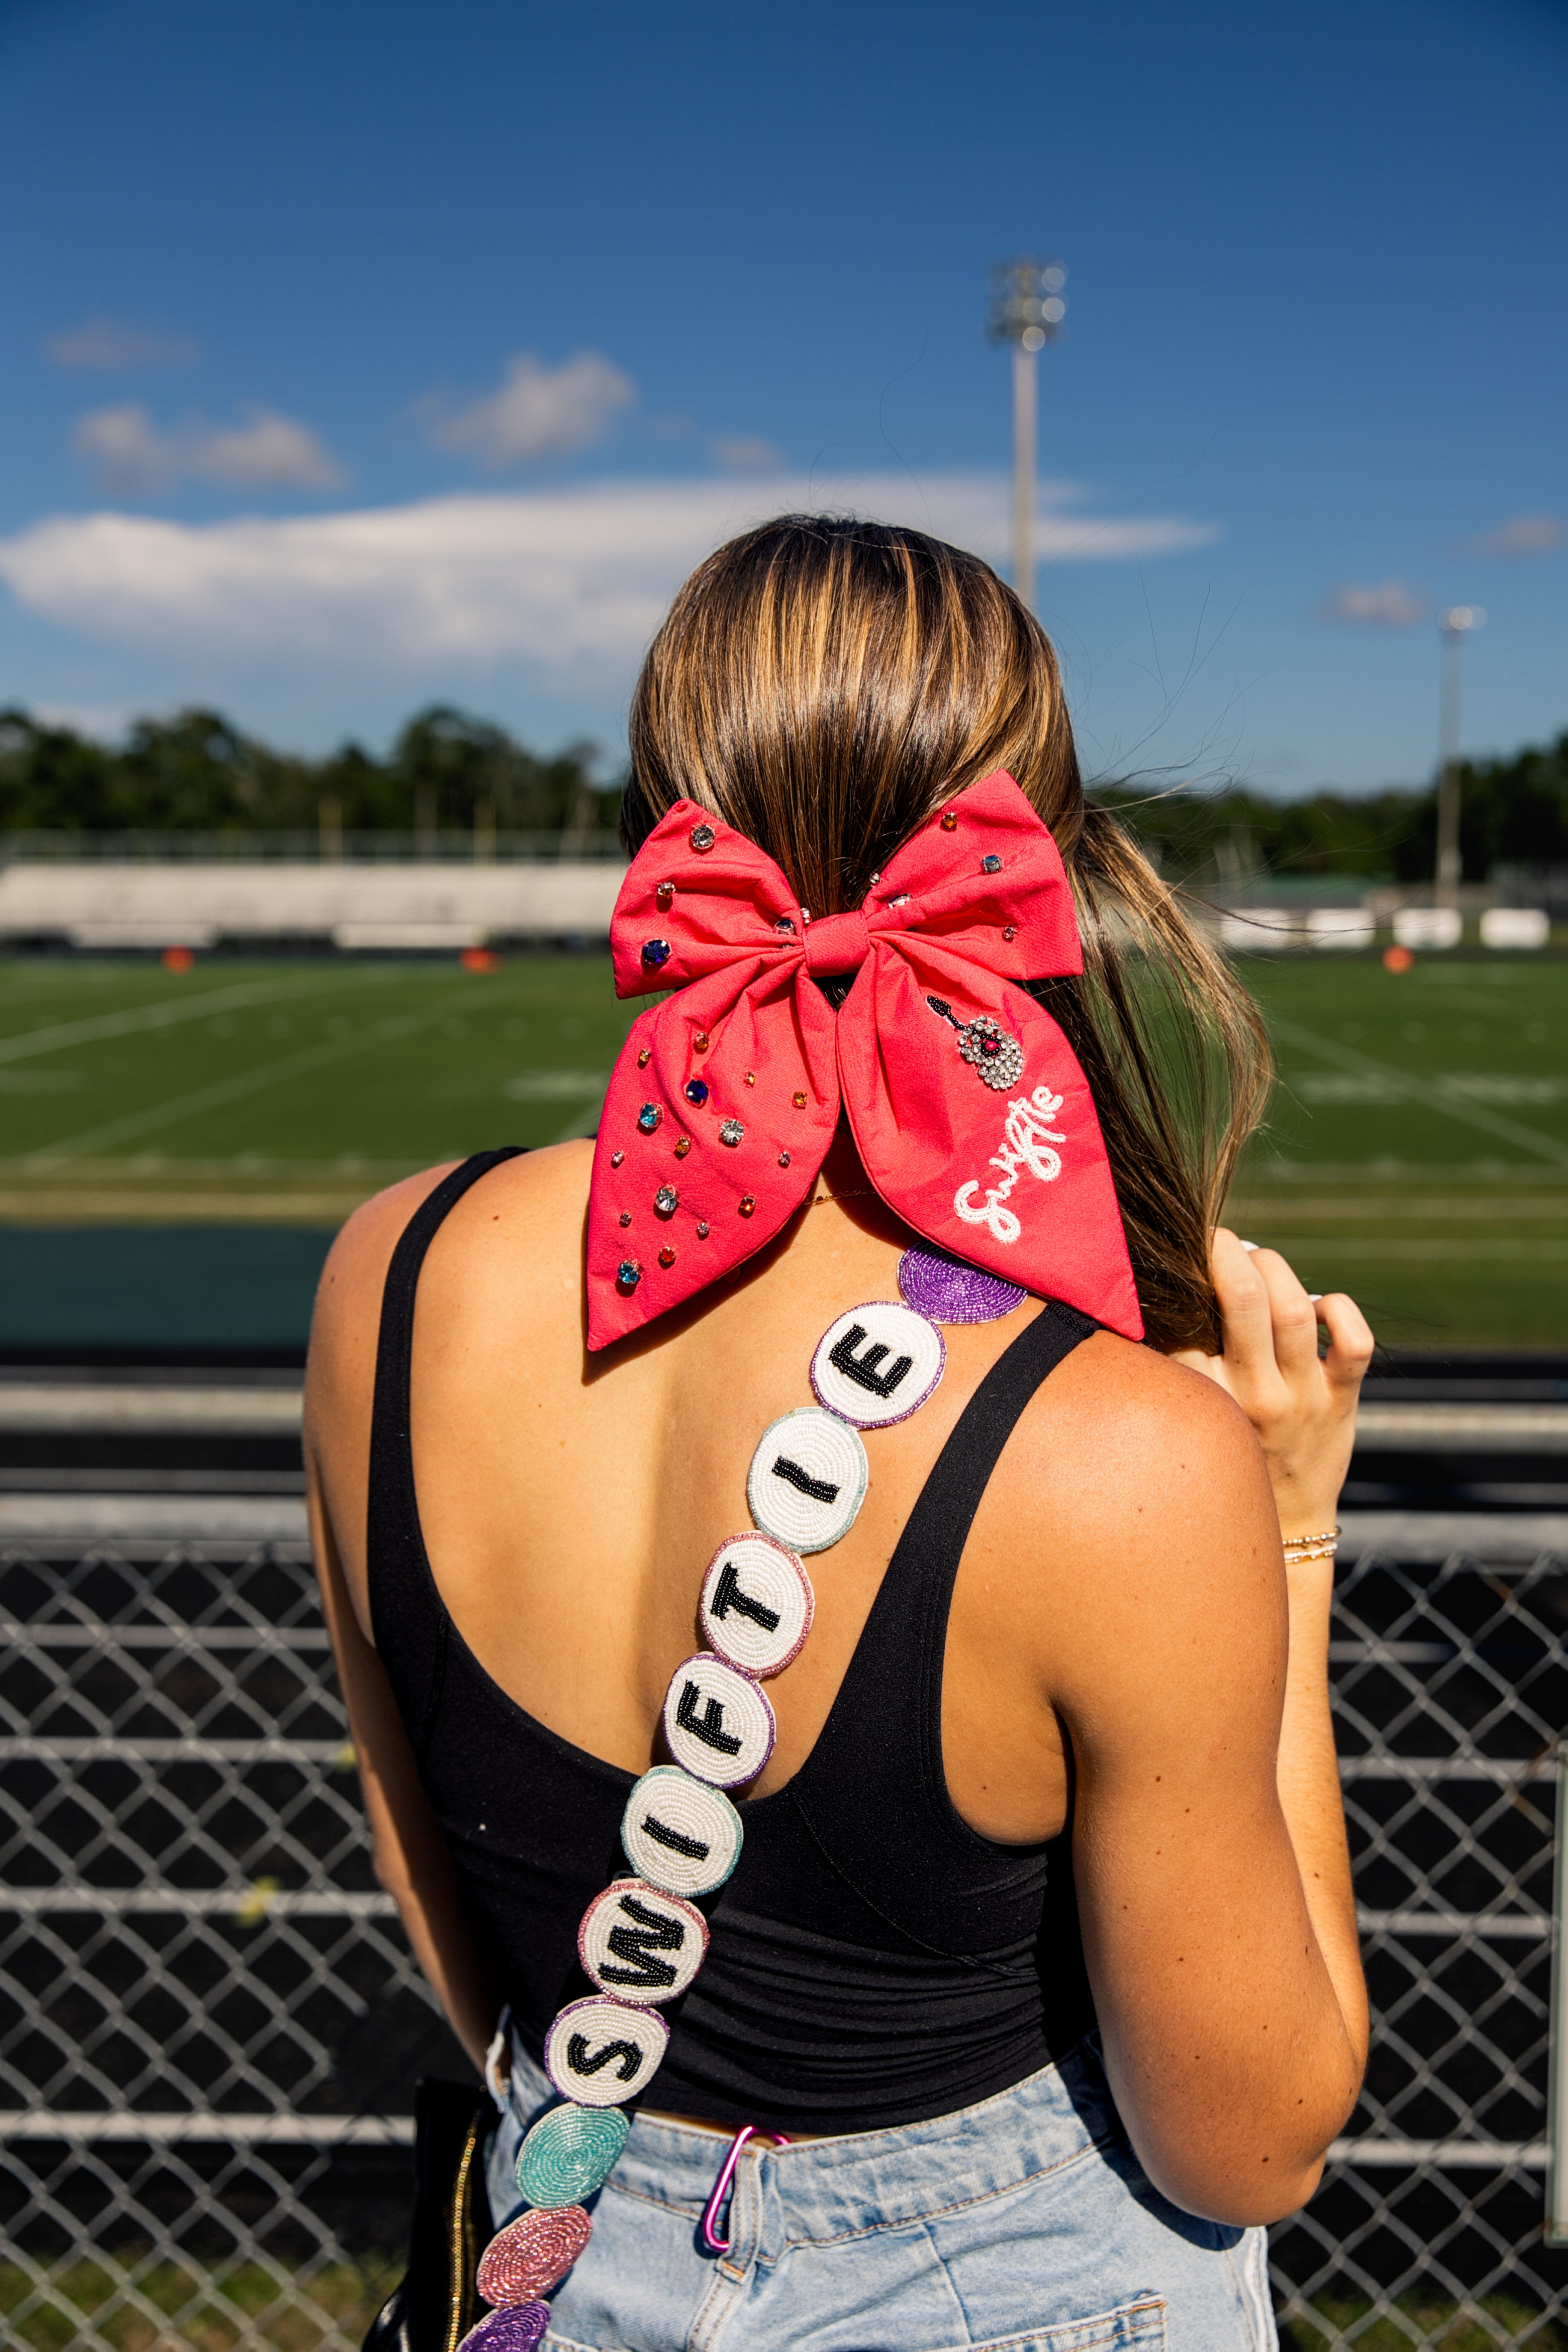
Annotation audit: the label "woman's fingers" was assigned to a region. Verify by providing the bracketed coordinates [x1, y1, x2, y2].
[1208, 1229, 1280, 1386]
[1245, 1247, 1324, 1381]
[1181, 1245, 1372, 1471]
[1195, 1237, 1373, 1542]
[1316, 1290, 1375, 1395]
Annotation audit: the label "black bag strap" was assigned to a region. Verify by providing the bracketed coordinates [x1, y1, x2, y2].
[363, 2078, 496, 2352]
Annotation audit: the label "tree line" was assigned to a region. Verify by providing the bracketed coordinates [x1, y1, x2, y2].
[0, 705, 618, 838]
[0, 702, 1564, 880]
[1097, 732, 1568, 885]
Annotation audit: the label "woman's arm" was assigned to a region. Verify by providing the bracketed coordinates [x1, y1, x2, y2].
[304, 1179, 503, 2073]
[1021, 1260, 1369, 2225]
[309, 1471, 503, 2071]
[1171, 1232, 1373, 2077]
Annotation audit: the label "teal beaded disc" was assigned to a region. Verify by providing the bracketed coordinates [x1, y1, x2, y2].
[516, 2101, 629, 2208]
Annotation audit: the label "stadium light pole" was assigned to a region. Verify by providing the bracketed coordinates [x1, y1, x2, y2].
[1435, 606, 1484, 908]
[987, 258, 1066, 609]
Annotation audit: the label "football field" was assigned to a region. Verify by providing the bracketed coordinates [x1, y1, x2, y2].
[0, 954, 638, 1220]
[0, 951, 1562, 1350]
[1230, 954, 1568, 1349]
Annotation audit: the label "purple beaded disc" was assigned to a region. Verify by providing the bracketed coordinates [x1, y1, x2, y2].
[897, 1246, 1027, 1326]
[458, 2304, 550, 2352]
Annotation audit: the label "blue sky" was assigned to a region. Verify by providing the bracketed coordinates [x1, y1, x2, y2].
[0, 0, 1563, 793]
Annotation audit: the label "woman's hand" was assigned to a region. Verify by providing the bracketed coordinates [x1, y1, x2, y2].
[1170, 1229, 1374, 1540]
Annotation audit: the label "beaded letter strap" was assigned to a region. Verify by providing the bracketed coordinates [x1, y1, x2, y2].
[457, 1244, 1024, 2342]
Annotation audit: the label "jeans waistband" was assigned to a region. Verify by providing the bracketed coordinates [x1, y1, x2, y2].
[505, 2027, 1117, 2249]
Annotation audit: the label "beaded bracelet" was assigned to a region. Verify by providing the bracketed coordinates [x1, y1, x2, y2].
[458, 1247, 1028, 2348]
[1282, 1526, 1340, 1564]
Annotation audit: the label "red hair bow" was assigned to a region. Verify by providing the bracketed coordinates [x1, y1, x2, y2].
[586, 770, 1142, 1350]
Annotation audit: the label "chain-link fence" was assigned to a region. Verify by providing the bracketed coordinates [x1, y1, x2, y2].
[1275, 1529, 1568, 2347]
[5, 1521, 1568, 2350]
[0, 1535, 464, 2352]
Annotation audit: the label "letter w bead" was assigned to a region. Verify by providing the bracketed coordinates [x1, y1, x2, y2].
[601, 1894, 683, 1990]
[675, 1679, 743, 1754]
[828, 1323, 913, 1398]
[710, 1556, 781, 1633]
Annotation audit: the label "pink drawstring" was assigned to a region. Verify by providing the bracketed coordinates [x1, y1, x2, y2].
[700, 2123, 790, 2255]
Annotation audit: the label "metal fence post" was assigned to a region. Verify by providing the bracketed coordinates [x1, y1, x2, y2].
[1548, 1742, 1568, 2242]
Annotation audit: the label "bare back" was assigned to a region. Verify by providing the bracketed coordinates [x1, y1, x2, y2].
[308, 1132, 1364, 2220]
[314, 1134, 1258, 1843]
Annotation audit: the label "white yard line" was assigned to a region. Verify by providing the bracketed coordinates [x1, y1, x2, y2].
[1400, 976, 1564, 1030]
[1259, 1237, 1568, 1260]
[1237, 1197, 1568, 1220]
[0, 966, 402, 1066]
[0, 1188, 371, 1221]
[24, 984, 529, 1162]
[1252, 1159, 1568, 1183]
[1269, 1017, 1568, 1165]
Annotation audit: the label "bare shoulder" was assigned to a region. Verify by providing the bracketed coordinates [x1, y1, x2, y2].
[1011, 1326, 1271, 1529]
[304, 1143, 595, 1630]
[404, 1139, 594, 1355]
[977, 1325, 1285, 1714]
[305, 1161, 456, 1422]
[305, 1143, 593, 1449]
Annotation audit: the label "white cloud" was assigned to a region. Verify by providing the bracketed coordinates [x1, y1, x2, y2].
[46, 318, 199, 370]
[710, 435, 785, 471]
[191, 411, 346, 491]
[1463, 512, 1566, 559]
[72, 407, 170, 492]
[72, 404, 346, 494]
[0, 472, 1219, 676]
[426, 352, 635, 469]
[1318, 579, 1428, 628]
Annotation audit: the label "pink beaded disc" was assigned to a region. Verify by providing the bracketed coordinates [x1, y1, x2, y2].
[476, 2206, 591, 2304]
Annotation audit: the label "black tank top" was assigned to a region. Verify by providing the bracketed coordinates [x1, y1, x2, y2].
[369, 1148, 1098, 2134]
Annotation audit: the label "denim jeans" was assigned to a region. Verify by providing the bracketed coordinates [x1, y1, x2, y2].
[485, 2028, 1277, 2351]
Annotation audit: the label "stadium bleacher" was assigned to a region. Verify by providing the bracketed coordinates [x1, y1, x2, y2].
[0, 860, 626, 951]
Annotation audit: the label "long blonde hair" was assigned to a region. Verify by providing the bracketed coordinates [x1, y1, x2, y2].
[623, 515, 1269, 1352]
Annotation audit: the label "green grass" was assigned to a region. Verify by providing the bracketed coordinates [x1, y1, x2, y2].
[0, 950, 1563, 1350]
[5, 2262, 1563, 2352]
[0, 2253, 398, 2352]
[1230, 956, 1568, 1350]
[0, 954, 639, 1224]
[1279, 2296, 1567, 2350]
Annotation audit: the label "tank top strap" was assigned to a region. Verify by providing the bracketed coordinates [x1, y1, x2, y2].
[795, 1298, 1099, 1837]
[367, 1148, 527, 1737]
